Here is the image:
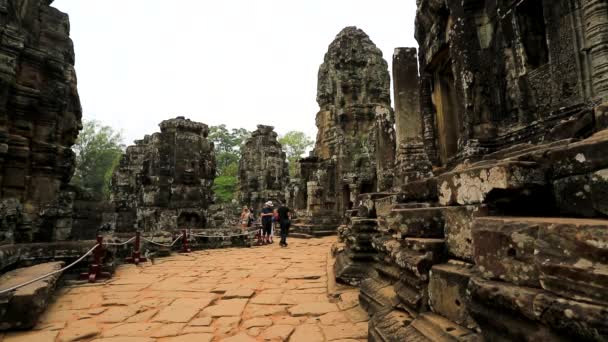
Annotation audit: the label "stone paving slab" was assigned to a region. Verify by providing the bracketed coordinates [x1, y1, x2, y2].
[0, 237, 367, 342]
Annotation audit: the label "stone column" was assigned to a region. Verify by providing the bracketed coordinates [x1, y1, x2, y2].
[393, 48, 433, 186]
[583, 0, 608, 129]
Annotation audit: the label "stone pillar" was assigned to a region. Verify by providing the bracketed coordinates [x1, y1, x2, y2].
[306, 181, 322, 213]
[393, 48, 433, 186]
[583, 0, 608, 129]
[583, 0, 608, 102]
[394, 48, 423, 145]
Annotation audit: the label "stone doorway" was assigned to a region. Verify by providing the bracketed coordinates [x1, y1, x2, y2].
[431, 48, 463, 165]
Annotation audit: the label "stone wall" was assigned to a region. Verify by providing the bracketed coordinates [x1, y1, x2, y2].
[0, 0, 82, 243]
[236, 125, 288, 212]
[415, 0, 607, 168]
[111, 117, 216, 232]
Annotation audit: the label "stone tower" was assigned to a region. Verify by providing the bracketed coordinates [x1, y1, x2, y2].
[287, 27, 396, 236]
[303, 27, 395, 213]
[237, 125, 289, 212]
[0, 0, 82, 243]
[111, 117, 216, 232]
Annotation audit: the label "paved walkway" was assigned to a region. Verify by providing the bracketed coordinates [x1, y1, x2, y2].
[2, 237, 368, 342]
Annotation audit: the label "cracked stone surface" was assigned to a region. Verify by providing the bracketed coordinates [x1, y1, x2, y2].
[4, 237, 366, 341]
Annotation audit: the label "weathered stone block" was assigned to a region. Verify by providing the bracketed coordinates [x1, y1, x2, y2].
[368, 309, 413, 342]
[0, 262, 64, 330]
[553, 174, 597, 217]
[553, 168, 608, 217]
[396, 178, 438, 203]
[467, 277, 566, 342]
[548, 129, 608, 178]
[334, 252, 374, 286]
[386, 207, 445, 238]
[472, 217, 540, 287]
[534, 292, 608, 341]
[438, 162, 545, 206]
[359, 277, 401, 315]
[428, 263, 477, 330]
[535, 217, 608, 304]
[442, 205, 488, 261]
[394, 279, 427, 312]
[407, 313, 481, 342]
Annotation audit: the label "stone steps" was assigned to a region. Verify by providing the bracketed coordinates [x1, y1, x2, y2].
[0, 262, 64, 330]
[359, 277, 401, 315]
[369, 309, 414, 342]
[369, 309, 480, 342]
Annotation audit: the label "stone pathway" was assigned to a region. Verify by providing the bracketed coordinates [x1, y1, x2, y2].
[2, 237, 368, 342]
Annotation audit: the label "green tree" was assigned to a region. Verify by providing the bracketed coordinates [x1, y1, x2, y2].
[71, 120, 125, 200]
[208, 125, 250, 176]
[208, 125, 250, 202]
[279, 131, 314, 176]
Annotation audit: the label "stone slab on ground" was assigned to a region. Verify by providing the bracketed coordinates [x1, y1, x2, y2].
[0, 261, 64, 330]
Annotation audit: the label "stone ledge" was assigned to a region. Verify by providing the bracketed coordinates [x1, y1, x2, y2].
[0, 262, 64, 330]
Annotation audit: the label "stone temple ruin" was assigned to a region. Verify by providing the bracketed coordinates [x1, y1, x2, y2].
[286, 27, 396, 238]
[0, 0, 607, 340]
[237, 125, 289, 212]
[0, 0, 82, 244]
[330, 1, 608, 341]
[111, 117, 216, 232]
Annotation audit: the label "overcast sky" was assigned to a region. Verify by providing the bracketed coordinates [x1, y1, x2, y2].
[53, 0, 418, 145]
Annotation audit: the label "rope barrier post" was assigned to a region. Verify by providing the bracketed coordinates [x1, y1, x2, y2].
[126, 231, 147, 265]
[80, 235, 111, 283]
[179, 229, 191, 253]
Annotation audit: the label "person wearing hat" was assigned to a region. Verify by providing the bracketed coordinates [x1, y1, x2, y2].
[260, 201, 274, 244]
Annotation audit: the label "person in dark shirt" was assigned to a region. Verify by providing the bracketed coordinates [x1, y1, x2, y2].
[277, 204, 291, 247]
[260, 201, 274, 244]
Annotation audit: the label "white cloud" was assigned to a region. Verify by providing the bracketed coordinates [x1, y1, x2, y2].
[53, 0, 418, 145]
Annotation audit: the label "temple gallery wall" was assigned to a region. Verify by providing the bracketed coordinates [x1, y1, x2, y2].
[0, 0, 606, 340]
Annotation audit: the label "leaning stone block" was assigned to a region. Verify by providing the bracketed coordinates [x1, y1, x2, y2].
[0, 262, 64, 330]
[437, 161, 545, 206]
[472, 217, 540, 287]
[428, 262, 477, 330]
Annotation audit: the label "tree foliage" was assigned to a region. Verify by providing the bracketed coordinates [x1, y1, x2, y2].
[208, 125, 250, 202]
[279, 131, 314, 176]
[72, 120, 125, 200]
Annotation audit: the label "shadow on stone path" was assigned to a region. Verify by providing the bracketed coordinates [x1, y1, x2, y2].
[1, 237, 368, 342]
